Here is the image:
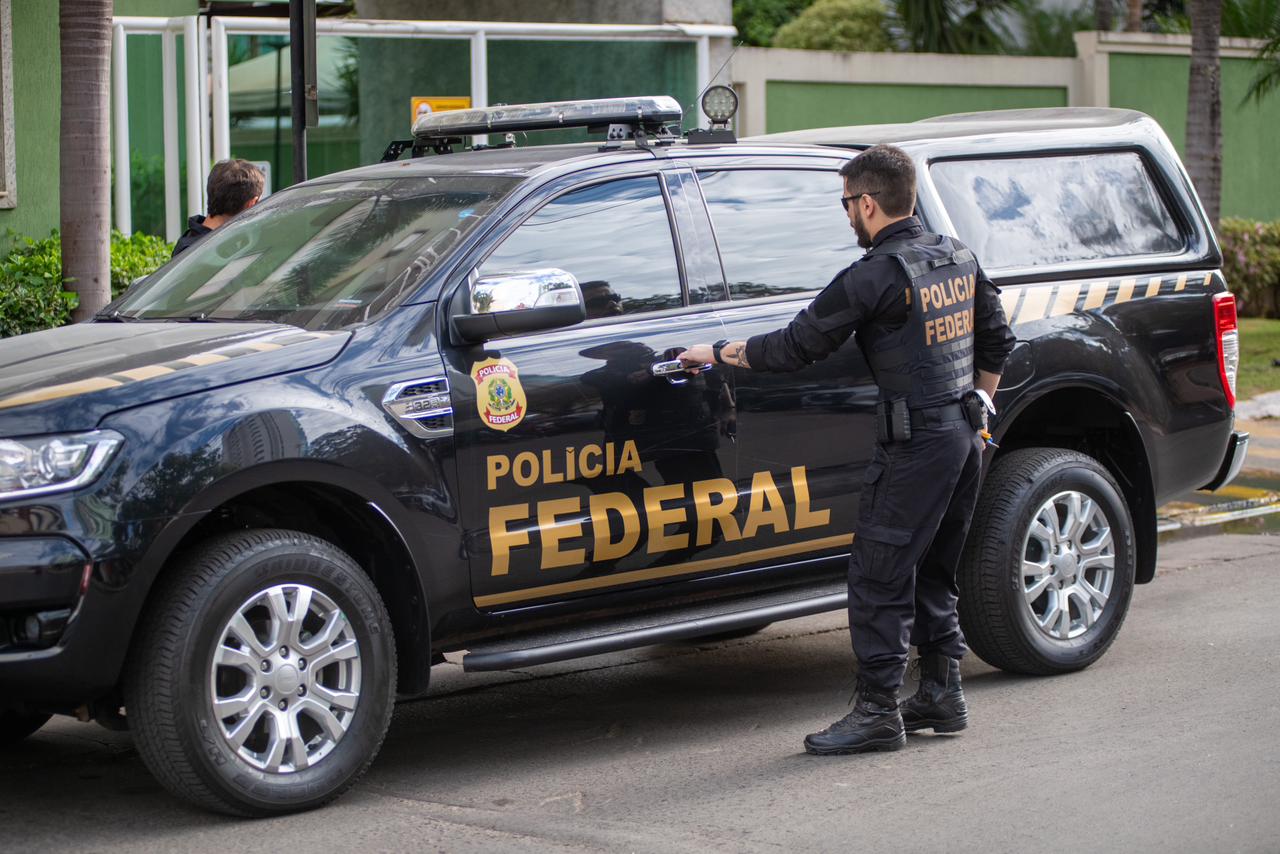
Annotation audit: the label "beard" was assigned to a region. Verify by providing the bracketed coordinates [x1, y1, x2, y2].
[852, 206, 872, 249]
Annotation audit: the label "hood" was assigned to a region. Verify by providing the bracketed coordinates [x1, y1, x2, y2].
[0, 322, 351, 435]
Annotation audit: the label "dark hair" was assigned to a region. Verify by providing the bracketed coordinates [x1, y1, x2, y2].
[838, 144, 916, 217]
[206, 159, 265, 217]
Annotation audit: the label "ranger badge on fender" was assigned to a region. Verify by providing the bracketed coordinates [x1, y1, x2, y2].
[472, 357, 527, 431]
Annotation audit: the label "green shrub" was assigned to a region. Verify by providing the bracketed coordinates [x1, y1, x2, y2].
[772, 0, 892, 52]
[0, 229, 174, 338]
[0, 233, 77, 337]
[1220, 218, 1280, 318]
[111, 230, 173, 296]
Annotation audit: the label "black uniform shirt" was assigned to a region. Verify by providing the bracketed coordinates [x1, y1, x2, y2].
[172, 215, 212, 258]
[744, 216, 1015, 378]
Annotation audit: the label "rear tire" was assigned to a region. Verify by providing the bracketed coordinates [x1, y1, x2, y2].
[0, 711, 51, 746]
[125, 529, 396, 816]
[959, 448, 1135, 675]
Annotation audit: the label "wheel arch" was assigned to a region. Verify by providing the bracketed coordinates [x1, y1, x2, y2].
[136, 463, 434, 696]
[994, 383, 1158, 584]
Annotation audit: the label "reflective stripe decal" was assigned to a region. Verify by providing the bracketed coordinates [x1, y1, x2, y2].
[1004, 271, 1218, 327]
[473, 532, 855, 608]
[0, 330, 340, 410]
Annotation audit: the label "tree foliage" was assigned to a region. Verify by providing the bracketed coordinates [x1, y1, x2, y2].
[733, 0, 819, 46]
[1017, 3, 1095, 56]
[773, 0, 893, 51]
[893, 0, 1021, 54]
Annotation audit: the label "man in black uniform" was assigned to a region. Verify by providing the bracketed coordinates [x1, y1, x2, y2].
[172, 159, 265, 257]
[679, 145, 1015, 754]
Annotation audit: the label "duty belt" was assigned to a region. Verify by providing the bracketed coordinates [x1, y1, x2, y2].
[909, 402, 967, 429]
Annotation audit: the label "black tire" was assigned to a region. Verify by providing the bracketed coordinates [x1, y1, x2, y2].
[959, 448, 1136, 675]
[0, 711, 51, 746]
[686, 623, 772, 643]
[125, 529, 397, 816]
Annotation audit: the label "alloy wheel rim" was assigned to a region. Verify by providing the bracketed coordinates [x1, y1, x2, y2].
[208, 583, 362, 773]
[1021, 490, 1115, 641]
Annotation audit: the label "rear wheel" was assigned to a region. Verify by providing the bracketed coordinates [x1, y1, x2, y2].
[0, 711, 51, 746]
[959, 448, 1136, 675]
[126, 529, 396, 816]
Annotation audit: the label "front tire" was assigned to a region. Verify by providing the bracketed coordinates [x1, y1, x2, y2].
[959, 448, 1136, 675]
[125, 529, 396, 816]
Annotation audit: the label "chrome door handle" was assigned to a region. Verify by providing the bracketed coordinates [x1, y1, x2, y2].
[651, 358, 712, 385]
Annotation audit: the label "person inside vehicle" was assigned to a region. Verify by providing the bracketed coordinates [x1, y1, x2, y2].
[172, 159, 265, 257]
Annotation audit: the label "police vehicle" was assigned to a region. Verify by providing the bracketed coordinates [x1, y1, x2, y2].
[0, 92, 1247, 814]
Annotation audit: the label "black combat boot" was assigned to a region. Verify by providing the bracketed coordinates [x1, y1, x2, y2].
[803, 679, 906, 755]
[900, 652, 968, 734]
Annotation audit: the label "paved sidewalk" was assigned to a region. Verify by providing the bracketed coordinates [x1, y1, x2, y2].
[1238, 416, 1280, 475]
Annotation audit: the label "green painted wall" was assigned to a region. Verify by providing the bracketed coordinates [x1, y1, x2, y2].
[355, 38, 697, 166]
[0, 0, 62, 240]
[1109, 52, 1280, 221]
[764, 80, 1068, 133]
[0, 0, 194, 243]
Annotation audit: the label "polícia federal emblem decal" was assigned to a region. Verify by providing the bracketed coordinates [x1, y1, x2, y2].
[471, 357, 527, 431]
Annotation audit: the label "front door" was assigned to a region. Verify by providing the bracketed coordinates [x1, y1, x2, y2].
[691, 162, 877, 573]
[443, 171, 739, 612]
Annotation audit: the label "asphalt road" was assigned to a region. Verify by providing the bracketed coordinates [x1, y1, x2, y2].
[3, 533, 1278, 854]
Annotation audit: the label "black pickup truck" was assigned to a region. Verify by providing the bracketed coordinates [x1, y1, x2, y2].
[0, 98, 1247, 815]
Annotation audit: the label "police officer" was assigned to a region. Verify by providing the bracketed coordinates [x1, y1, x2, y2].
[679, 144, 1015, 754]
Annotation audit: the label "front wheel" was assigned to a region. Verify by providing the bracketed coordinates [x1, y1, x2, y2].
[125, 529, 396, 816]
[959, 448, 1136, 675]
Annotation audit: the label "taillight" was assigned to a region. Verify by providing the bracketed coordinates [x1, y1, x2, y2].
[1213, 292, 1239, 409]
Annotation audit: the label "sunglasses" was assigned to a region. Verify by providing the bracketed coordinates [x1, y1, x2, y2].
[840, 190, 881, 211]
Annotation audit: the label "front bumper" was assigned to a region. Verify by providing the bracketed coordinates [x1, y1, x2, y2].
[1201, 430, 1250, 492]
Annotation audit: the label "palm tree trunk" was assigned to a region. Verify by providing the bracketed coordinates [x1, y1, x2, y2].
[60, 0, 113, 323]
[1125, 0, 1143, 31]
[1096, 0, 1114, 31]
[1186, 0, 1223, 227]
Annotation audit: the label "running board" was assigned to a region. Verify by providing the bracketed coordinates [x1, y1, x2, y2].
[462, 580, 846, 672]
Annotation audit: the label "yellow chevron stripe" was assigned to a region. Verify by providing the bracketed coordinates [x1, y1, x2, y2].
[116, 364, 176, 382]
[178, 352, 232, 366]
[1082, 282, 1109, 310]
[999, 288, 1020, 321]
[1016, 286, 1051, 324]
[1175, 274, 1188, 292]
[1050, 282, 1081, 318]
[1117, 278, 1136, 304]
[1145, 276, 1163, 298]
[0, 376, 124, 409]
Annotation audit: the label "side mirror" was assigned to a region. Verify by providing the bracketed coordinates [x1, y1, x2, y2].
[451, 268, 586, 344]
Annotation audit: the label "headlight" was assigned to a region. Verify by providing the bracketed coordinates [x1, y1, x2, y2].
[0, 430, 123, 501]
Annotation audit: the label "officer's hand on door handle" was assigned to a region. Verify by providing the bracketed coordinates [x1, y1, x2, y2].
[678, 340, 751, 373]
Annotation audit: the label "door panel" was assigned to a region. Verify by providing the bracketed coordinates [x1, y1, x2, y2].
[444, 173, 738, 612]
[695, 165, 878, 570]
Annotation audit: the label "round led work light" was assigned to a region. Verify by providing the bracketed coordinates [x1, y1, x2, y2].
[701, 85, 738, 126]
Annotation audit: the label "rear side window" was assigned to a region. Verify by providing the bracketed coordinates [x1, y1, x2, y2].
[698, 169, 861, 299]
[930, 152, 1183, 270]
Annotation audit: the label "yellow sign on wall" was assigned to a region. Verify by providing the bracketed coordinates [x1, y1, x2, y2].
[411, 96, 472, 124]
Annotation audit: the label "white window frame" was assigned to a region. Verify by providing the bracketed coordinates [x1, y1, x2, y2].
[0, 0, 17, 209]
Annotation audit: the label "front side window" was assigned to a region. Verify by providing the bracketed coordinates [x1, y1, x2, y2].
[698, 169, 861, 300]
[930, 152, 1183, 270]
[114, 176, 518, 330]
[480, 176, 684, 318]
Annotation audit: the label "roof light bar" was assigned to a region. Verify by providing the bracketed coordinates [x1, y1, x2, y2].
[412, 96, 683, 140]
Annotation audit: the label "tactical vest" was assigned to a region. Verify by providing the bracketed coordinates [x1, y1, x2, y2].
[864, 234, 979, 409]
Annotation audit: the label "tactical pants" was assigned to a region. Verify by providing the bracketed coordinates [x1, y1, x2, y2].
[847, 417, 985, 693]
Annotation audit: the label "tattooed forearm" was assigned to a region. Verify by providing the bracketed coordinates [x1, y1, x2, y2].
[727, 343, 751, 369]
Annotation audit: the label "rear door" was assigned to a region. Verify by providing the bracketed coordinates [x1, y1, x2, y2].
[441, 166, 740, 612]
[687, 158, 876, 573]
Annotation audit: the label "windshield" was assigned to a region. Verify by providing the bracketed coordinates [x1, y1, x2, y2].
[113, 176, 518, 330]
